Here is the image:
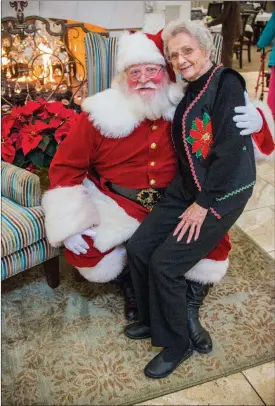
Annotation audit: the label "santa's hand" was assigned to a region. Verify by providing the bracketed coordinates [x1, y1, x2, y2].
[63, 229, 97, 255]
[233, 91, 263, 135]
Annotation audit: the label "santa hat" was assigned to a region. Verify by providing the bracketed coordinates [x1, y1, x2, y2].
[117, 30, 176, 82]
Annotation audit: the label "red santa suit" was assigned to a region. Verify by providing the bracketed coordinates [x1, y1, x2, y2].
[42, 32, 275, 285]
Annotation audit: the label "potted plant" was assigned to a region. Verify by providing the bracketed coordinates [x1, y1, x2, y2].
[1, 98, 78, 192]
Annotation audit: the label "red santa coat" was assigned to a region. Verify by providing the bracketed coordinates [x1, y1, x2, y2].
[42, 86, 274, 283]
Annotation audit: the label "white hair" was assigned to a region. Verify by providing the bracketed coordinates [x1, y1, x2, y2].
[162, 19, 215, 61]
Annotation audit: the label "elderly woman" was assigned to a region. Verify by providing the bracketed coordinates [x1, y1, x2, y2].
[124, 20, 257, 378]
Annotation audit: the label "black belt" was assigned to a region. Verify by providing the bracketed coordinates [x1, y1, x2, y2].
[108, 182, 165, 210]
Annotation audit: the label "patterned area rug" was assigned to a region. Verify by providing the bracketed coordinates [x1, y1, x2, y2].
[2, 226, 275, 406]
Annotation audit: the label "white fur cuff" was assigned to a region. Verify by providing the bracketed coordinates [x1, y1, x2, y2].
[83, 179, 140, 253]
[77, 246, 126, 283]
[42, 185, 100, 247]
[185, 258, 229, 284]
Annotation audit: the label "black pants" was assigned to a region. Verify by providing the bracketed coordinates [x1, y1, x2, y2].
[126, 176, 245, 349]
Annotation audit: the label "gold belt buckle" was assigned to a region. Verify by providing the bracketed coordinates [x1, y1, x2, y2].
[136, 188, 161, 210]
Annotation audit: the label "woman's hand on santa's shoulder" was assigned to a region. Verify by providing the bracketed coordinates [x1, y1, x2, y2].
[173, 202, 208, 244]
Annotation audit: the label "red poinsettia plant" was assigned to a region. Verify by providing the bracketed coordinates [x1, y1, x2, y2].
[1, 98, 78, 171]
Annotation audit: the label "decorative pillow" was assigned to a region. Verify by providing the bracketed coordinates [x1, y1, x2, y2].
[84, 32, 119, 96]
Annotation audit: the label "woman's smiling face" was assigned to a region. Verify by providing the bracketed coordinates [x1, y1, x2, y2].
[167, 32, 211, 81]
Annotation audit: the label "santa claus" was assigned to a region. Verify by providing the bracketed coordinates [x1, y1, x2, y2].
[42, 30, 274, 354]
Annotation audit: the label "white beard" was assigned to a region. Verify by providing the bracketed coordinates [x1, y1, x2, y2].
[115, 79, 184, 121]
[82, 74, 186, 138]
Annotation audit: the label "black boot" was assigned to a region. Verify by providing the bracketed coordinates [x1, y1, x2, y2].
[121, 274, 138, 321]
[124, 322, 151, 339]
[144, 343, 193, 379]
[186, 280, 213, 354]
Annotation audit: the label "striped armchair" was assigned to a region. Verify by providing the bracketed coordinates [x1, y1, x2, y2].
[84, 32, 119, 95]
[1, 162, 60, 287]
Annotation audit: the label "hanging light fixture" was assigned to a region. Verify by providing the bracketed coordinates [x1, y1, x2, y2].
[1, 1, 98, 112]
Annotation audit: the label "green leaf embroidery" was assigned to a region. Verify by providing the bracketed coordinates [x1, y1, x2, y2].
[186, 136, 195, 144]
[191, 120, 197, 130]
[203, 112, 210, 128]
[196, 149, 202, 158]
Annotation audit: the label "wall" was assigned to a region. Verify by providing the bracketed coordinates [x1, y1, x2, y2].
[191, 1, 210, 9]
[165, 1, 191, 23]
[1, 0, 144, 30]
[2, 0, 193, 35]
[143, 1, 191, 34]
[165, 5, 181, 24]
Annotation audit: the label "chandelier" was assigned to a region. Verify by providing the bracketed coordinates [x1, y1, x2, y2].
[1, 1, 105, 113]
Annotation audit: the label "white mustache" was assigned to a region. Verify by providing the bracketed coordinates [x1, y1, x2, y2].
[135, 82, 158, 90]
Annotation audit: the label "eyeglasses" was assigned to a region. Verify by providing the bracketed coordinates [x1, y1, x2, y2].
[167, 46, 197, 63]
[126, 66, 163, 81]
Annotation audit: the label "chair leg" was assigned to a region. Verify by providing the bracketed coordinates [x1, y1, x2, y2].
[248, 44, 251, 63]
[239, 45, 243, 69]
[44, 256, 60, 289]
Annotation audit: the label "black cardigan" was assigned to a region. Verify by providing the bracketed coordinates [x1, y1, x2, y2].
[172, 65, 256, 214]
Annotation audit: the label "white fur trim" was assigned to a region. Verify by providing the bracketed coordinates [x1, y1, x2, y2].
[167, 82, 185, 105]
[163, 82, 185, 121]
[252, 100, 275, 162]
[42, 185, 100, 247]
[82, 84, 185, 138]
[117, 32, 165, 72]
[76, 246, 126, 283]
[82, 89, 143, 139]
[185, 258, 229, 284]
[83, 179, 140, 252]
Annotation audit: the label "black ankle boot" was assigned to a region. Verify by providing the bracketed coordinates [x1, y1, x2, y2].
[186, 280, 213, 354]
[121, 275, 138, 322]
[124, 322, 151, 340]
